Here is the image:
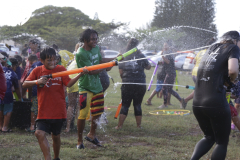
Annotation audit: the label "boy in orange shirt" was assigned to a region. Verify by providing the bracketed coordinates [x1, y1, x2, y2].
[23, 47, 87, 160]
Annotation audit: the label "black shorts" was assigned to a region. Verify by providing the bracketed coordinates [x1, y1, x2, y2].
[36, 119, 66, 135]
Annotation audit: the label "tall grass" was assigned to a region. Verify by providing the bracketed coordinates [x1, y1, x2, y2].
[1, 67, 240, 160]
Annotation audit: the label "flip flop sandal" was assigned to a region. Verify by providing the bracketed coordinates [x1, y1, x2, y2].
[145, 103, 152, 106]
[25, 127, 35, 133]
[2, 129, 13, 133]
[84, 136, 102, 147]
[76, 143, 85, 149]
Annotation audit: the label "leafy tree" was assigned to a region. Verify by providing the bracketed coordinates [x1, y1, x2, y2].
[42, 26, 82, 51]
[0, 5, 127, 50]
[151, 0, 217, 49]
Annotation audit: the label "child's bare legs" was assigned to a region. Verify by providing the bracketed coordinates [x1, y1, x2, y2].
[87, 115, 101, 140]
[2, 112, 12, 131]
[65, 106, 74, 133]
[235, 103, 240, 115]
[35, 130, 51, 160]
[184, 91, 195, 103]
[77, 119, 85, 145]
[65, 92, 78, 133]
[146, 90, 157, 105]
[52, 134, 61, 159]
[30, 112, 37, 130]
[0, 111, 3, 130]
[115, 114, 127, 129]
[232, 116, 240, 131]
[167, 93, 172, 105]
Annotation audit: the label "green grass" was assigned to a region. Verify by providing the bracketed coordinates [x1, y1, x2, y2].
[1, 67, 240, 160]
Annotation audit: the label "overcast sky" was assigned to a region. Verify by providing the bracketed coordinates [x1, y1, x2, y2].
[1, 0, 240, 37]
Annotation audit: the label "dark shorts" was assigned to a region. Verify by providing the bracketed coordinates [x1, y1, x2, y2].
[36, 119, 66, 135]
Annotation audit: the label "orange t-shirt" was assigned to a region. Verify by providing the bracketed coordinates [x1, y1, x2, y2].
[26, 65, 71, 119]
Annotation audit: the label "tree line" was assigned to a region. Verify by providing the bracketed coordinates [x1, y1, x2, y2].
[0, 1, 217, 52]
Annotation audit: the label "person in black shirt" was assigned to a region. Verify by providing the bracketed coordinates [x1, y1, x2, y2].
[115, 38, 151, 129]
[190, 31, 240, 160]
[158, 41, 183, 108]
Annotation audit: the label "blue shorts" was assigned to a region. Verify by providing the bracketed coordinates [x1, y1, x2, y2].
[0, 103, 13, 115]
[155, 80, 163, 92]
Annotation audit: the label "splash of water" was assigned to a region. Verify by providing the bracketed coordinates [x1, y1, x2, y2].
[114, 82, 187, 88]
[154, 25, 217, 34]
[95, 112, 111, 132]
[119, 45, 210, 64]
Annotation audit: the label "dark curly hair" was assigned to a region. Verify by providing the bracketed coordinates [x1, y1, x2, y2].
[79, 28, 98, 43]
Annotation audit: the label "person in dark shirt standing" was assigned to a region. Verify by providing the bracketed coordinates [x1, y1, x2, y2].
[115, 38, 151, 129]
[159, 41, 183, 108]
[190, 31, 240, 160]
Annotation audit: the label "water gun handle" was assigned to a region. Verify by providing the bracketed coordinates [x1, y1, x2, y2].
[38, 75, 51, 88]
[186, 85, 195, 90]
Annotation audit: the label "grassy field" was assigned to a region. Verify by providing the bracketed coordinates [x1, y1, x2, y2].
[1, 67, 240, 160]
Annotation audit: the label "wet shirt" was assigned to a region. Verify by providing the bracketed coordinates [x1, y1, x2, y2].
[27, 61, 43, 97]
[193, 43, 240, 108]
[157, 61, 166, 81]
[3, 67, 19, 104]
[0, 64, 7, 101]
[163, 54, 176, 76]
[76, 46, 103, 94]
[26, 65, 71, 119]
[118, 51, 150, 83]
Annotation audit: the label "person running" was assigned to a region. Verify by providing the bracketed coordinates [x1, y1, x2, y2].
[115, 38, 151, 129]
[75, 28, 122, 149]
[158, 40, 184, 108]
[23, 47, 87, 160]
[190, 31, 240, 160]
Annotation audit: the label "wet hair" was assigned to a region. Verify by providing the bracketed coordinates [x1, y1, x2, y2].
[52, 44, 59, 51]
[9, 58, 18, 67]
[79, 28, 98, 43]
[0, 51, 8, 58]
[220, 31, 240, 44]
[126, 38, 139, 51]
[40, 47, 56, 60]
[14, 55, 23, 63]
[28, 54, 38, 62]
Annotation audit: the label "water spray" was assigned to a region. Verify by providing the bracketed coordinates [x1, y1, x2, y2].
[147, 59, 158, 91]
[115, 82, 195, 90]
[118, 45, 210, 64]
